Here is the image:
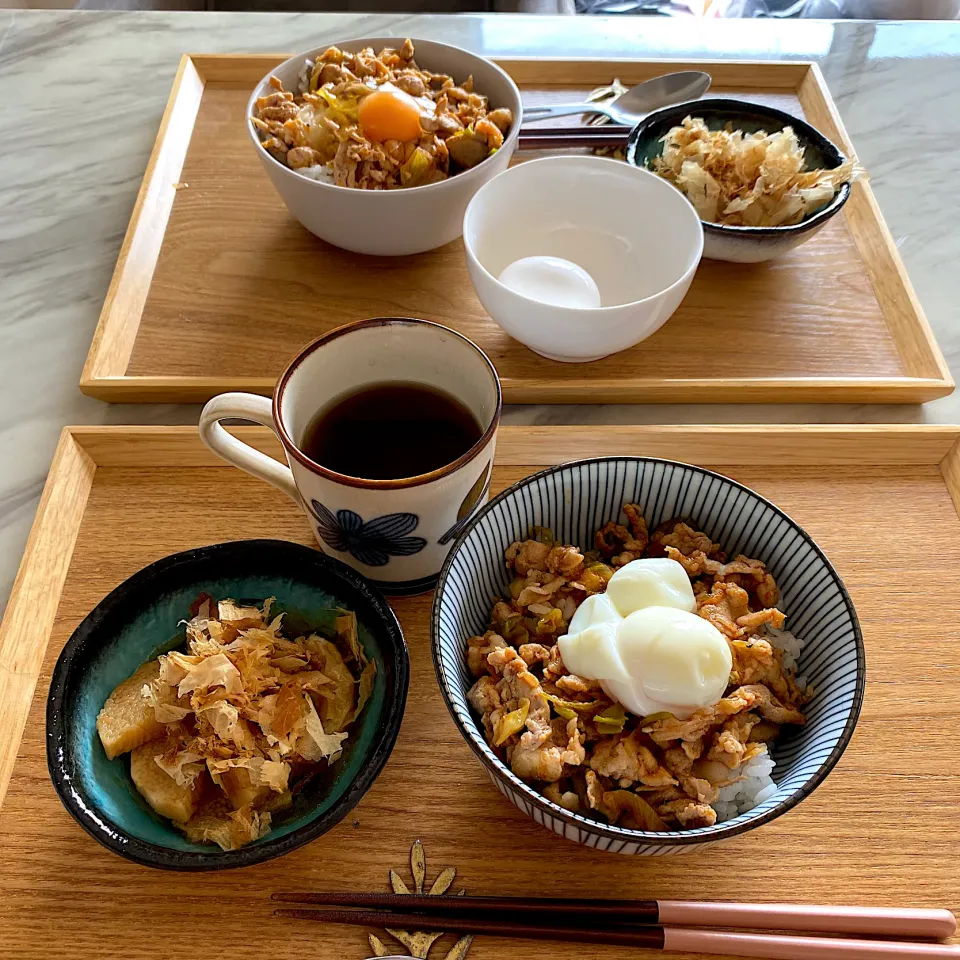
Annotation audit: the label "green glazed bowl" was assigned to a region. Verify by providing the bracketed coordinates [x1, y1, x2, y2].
[625, 97, 851, 263]
[46, 539, 408, 870]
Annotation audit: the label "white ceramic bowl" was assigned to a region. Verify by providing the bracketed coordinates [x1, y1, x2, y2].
[247, 38, 523, 257]
[462, 156, 703, 362]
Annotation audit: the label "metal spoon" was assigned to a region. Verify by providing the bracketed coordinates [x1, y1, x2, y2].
[523, 70, 711, 125]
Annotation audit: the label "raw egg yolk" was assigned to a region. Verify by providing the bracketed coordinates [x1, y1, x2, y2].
[358, 88, 423, 142]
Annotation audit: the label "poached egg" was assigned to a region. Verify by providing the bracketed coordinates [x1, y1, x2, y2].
[557, 558, 731, 720]
[497, 256, 602, 309]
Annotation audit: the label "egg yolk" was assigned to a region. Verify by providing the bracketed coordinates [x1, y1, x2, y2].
[358, 88, 423, 142]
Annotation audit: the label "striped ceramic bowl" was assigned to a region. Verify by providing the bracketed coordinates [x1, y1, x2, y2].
[431, 458, 864, 855]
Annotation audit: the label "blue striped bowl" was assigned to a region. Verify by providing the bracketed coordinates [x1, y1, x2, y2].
[431, 458, 864, 855]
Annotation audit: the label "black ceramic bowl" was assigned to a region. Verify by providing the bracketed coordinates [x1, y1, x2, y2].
[47, 539, 408, 870]
[626, 97, 851, 263]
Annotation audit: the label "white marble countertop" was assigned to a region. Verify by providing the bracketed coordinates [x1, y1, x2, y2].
[1, 12, 959, 611]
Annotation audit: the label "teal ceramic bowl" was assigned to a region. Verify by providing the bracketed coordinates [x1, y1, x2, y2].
[46, 539, 408, 870]
[626, 97, 851, 263]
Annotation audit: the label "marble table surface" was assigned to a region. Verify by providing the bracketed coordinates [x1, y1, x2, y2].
[1, 11, 959, 611]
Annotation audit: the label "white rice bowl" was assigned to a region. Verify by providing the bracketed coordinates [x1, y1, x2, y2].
[432, 456, 865, 854]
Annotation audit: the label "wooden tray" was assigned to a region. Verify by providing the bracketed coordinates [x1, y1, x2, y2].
[2, 424, 960, 959]
[79, 55, 951, 405]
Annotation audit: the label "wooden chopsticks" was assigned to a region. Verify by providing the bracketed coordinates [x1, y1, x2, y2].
[518, 124, 632, 150]
[272, 891, 956, 939]
[272, 892, 960, 958]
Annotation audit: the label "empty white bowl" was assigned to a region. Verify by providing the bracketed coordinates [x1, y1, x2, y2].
[462, 156, 703, 362]
[247, 38, 523, 257]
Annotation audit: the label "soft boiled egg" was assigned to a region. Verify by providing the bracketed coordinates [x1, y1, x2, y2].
[557, 558, 731, 720]
[606, 556, 696, 617]
[358, 82, 433, 143]
[561, 595, 628, 682]
[603, 607, 732, 719]
[497, 256, 602, 309]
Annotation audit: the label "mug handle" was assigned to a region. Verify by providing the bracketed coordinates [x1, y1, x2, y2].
[198, 392, 300, 505]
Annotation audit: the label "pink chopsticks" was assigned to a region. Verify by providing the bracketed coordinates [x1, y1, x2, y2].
[273, 891, 959, 958]
[657, 901, 957, 939]
[663, 928, 960, 958]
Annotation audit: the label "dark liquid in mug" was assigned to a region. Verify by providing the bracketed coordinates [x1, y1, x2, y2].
[300, 381, 483, 481]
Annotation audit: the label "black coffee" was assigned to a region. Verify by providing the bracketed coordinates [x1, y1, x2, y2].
[300, 381, 483, 481]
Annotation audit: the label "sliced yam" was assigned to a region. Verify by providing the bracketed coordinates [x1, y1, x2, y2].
[289, 670, 332, 695]
[96, 661, 167, 760]
[176, 798, 270, 851]
[176, 798, 235, 850]
[317, 681, 355, 733]
[130, 742, 204, 822]
[217, 766, 272, 811]
[263, 789, 293, 815]
[304, 636, 355, 733]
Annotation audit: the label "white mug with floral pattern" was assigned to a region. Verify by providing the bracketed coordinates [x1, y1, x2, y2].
[199, 319, 501, 595]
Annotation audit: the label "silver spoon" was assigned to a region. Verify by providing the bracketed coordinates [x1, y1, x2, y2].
[523, 70, 711, 125]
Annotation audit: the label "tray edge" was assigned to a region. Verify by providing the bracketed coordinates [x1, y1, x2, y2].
[0, 429, 96, 812]
[77, 56, 953, 404]
[78, 375, 955, 405]
[797, 63, 952, 387]
[80, 54, 205, 387]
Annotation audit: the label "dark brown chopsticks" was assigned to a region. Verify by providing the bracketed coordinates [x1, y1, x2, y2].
[518, 124, 632, 150]
[272, 891, 956, 940]
[274, 891, 655, 923]
[276, 906, 667, 949]
[274, 898, 960, 959]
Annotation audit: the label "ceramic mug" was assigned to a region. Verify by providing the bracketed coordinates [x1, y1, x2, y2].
[198, 318, 501, 595]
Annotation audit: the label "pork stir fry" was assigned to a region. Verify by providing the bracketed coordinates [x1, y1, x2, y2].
[466, 505, 810, 832]
[252, 39, 513, 189]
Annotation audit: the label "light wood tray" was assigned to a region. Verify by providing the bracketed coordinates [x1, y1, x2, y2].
[2, 424, 959, 958]
[79, 55, 951, 405]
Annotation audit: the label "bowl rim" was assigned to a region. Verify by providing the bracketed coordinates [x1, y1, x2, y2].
[430, 456, 865, 847]
[46, 538, 409, 870]
[246, 36, 523, 197]
[625, 96, 852, 237]
[462, 155, 705, 314]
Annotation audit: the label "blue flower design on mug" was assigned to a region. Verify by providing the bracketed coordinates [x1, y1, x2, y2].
[309, 500, 427, 568]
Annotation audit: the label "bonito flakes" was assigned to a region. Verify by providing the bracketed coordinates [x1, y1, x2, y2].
[95, 595, 377, 850]
[653, 116, 861, 228]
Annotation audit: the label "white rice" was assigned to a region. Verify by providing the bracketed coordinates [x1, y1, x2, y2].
[713, 745, 778, 823]
[296, 58, 315, 95]
[766, 624, 804, 672]
[713, 625, 807, 823]
[263, 60, 330, 185]
[295, 164, 334, 183]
